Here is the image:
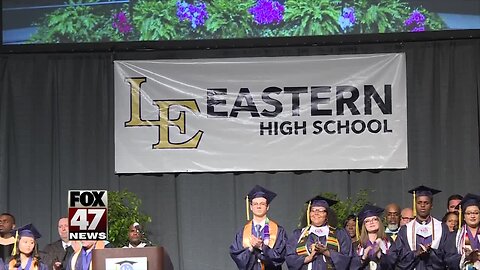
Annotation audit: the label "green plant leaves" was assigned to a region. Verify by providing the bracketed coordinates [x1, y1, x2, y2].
[107, 190, 152, 247]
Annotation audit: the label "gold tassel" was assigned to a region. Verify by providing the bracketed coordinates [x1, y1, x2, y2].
[306, 201, 312, 226]
[246, 195, 250, 221]
[11, 230, 18, 256]
[413, 191, 417, 217]
[459, 208, 462, 228]
[355, 217, 360, 241]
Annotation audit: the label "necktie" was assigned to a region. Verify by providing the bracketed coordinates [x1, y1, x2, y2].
[63, 245, 75, 265]
[255, 224, 262, 238]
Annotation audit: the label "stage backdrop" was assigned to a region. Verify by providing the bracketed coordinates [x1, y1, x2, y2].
[114, 54, 407, 173]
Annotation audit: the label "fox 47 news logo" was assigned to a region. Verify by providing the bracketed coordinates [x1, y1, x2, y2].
[68, 190, 108, 241]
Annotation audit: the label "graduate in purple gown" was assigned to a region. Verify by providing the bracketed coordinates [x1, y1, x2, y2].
[5, 224, 48, 270]
[389, 185, 459, 270]
[65, 240, 107, 270]
[453, 193, 480, 269]
[286, 196, 352, 270]
[350, 205, 395, 270]
[230, 185, 287, 270]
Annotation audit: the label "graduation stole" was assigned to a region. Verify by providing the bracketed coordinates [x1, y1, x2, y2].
[242, 218, 278, 249]
[456, 224, 480, 254]
[295, 225, 340, 255]
[405, 217, 442, 251]
[8, 257, 39, 270]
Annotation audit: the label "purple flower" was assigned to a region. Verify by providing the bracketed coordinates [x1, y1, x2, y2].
[338, 7, 356, 31]
[112, 11, 132, 35]
[404, 10, 426, 32]
[412, 26, 425, 32]
[176, 1, 208, 29]
[248, 0, 284, 25]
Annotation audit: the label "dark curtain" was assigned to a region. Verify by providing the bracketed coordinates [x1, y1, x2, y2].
[0, 38, 479, 269]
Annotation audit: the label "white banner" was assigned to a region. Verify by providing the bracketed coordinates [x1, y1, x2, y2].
[114, 54, 407, 173]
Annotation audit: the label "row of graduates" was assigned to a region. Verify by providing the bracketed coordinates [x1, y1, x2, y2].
[0, 224, 104, 270]
[230, 185, 480, 270]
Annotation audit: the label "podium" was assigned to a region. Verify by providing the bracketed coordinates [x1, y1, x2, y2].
[92, 246, 166, 270]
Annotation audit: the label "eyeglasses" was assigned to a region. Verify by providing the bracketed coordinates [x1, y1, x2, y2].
[310, 209, 327, 214]
[401, 217, 415, 221]
[464, 211, 480, 216]
[252, 202, 267, 207]
[364, 217, 380, 224]
[387, 212, 400, 217]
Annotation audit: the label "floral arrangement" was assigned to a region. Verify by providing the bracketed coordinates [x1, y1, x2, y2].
[28, 0, 445, 43]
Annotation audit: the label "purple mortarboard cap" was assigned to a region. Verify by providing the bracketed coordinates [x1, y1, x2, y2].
[247, 185, 277, 203]
[13, 223, 42, 239]
[357, 204, 384, 223]
[458, 193, 480, 211]
[408, 185, 441, 198]
[306, 196, 338, 208]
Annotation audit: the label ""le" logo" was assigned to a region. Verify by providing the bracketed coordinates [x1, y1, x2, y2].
[124, 77, 204, 149]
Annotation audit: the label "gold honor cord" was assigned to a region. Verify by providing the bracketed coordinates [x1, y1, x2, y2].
[413, 191, 417, 217]
[11, 230, 18, 256]
[459, 208, 462, 228]
[355, 217, 360, 242]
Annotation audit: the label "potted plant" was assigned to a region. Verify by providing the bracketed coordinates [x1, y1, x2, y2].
[107, 190, 152, 247]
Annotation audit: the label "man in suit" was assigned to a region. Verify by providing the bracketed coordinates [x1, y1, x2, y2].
[42, 217, 75, 270]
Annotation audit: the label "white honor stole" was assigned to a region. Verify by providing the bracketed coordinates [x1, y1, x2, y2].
[406, 218, 442, 251]
[455, 225, 480, 269]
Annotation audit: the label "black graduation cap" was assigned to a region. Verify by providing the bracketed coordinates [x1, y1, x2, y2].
[13, 223, 42, 239]
[408, 185, 441, 217]
[357, 204, 384, 223]
[246, 185, 277, 203]
[304, 196, 338, 226]
[408, 185, 441, 198]
[458, 193, 480, 211]
[306, 195, 338, 208]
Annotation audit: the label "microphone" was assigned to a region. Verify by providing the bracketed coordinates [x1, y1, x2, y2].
[132, 222, 153, 246]
[133, 222, 144, 235]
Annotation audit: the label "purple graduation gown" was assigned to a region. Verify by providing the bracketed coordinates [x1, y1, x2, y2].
[230, 224, 287, 270]
[285, 227, 353, 270]
[388, 219, 459, 270]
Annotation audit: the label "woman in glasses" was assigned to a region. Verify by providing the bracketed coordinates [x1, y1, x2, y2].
[453, 193, 480, 269]
[350, 205, 394, 270]
[286, 196, 353, 270]
[399, 208, 415, 226]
